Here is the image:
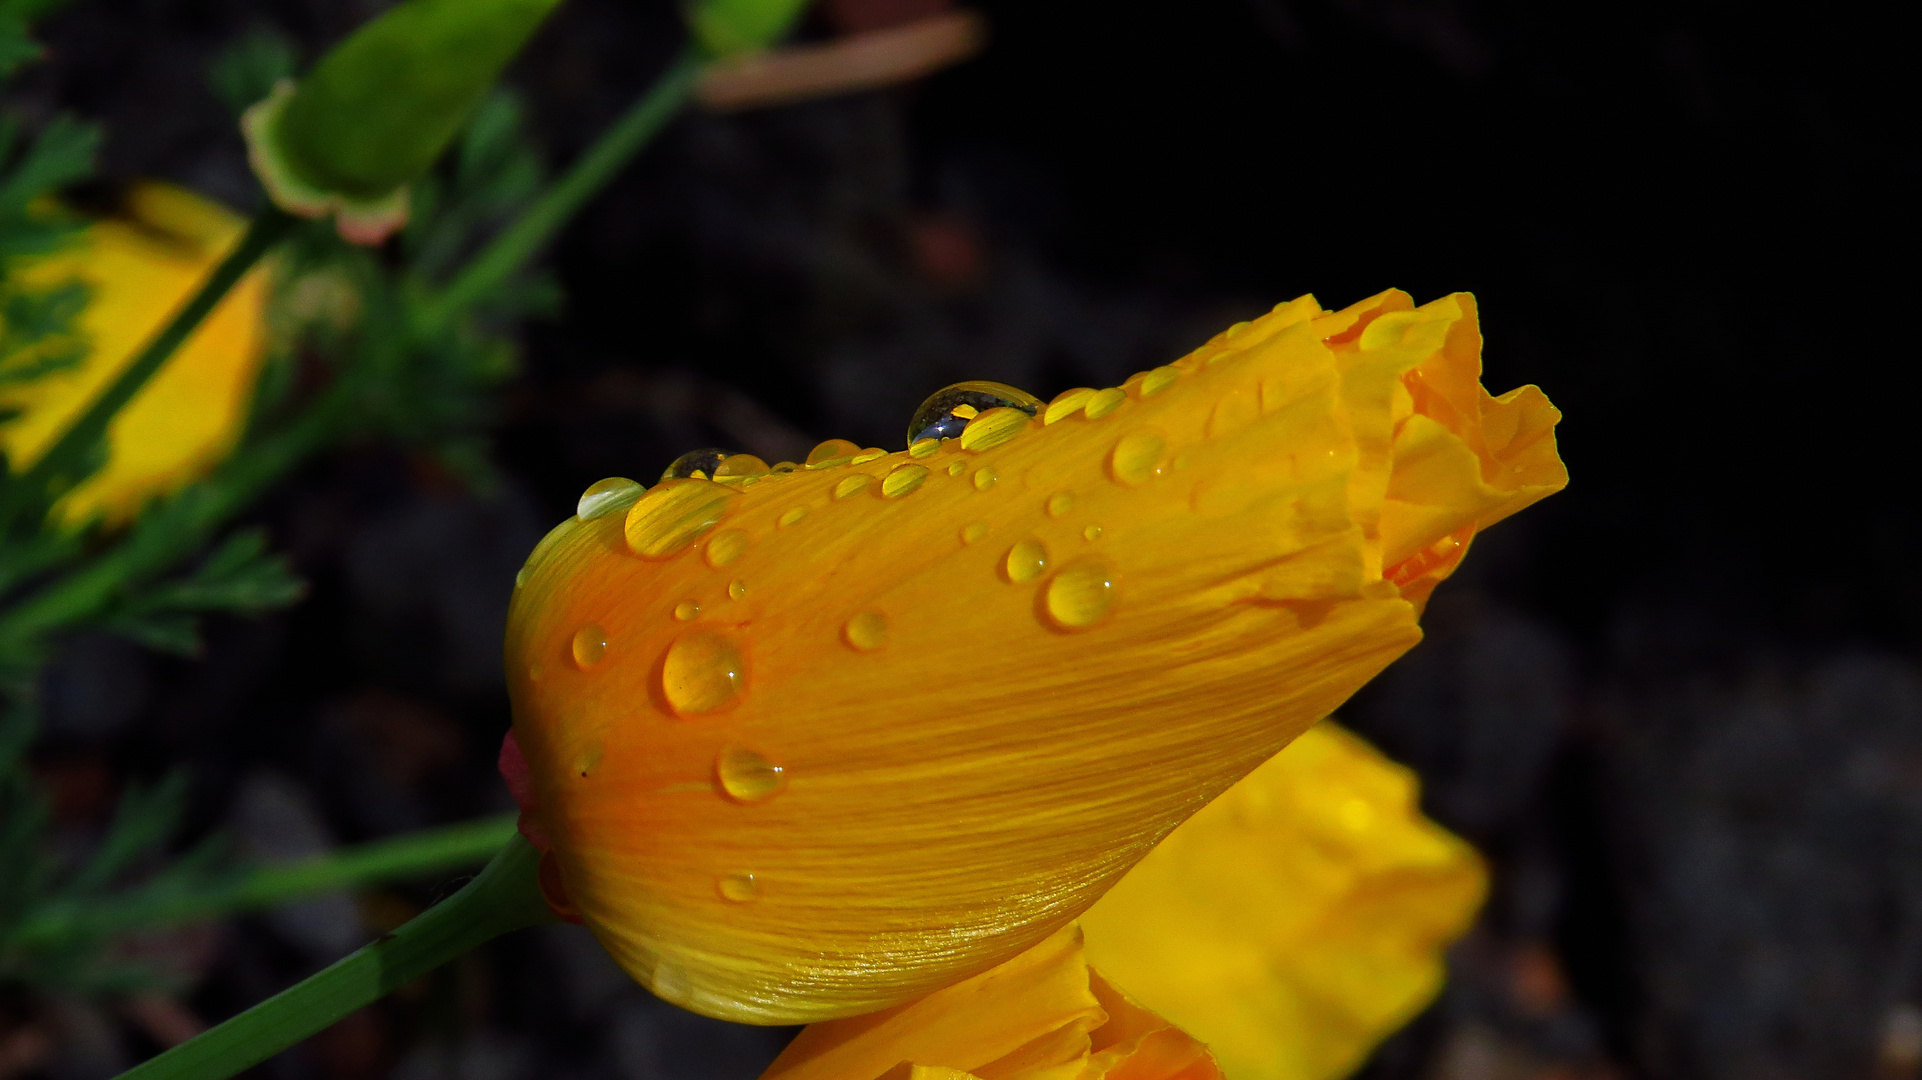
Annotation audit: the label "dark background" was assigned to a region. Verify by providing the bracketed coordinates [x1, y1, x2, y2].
[12, 0, 1919, 1078]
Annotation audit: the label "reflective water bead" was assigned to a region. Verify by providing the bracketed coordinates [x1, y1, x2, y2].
[661, 448, 735, 482]
[718, 872, 762, 902]
[1044, 556, 1117, 629]
[882, 464, 930, 498]
[625, 480, 736, 559]
[1109, 429, 1168, 487]
[571, 624, 607, 668]
[807, 438, 861, 465]
[577, 476, 643, 519]
[834, 474, 872, 499]
[958, 407, 1032, 452]
[962, 522, 989, 544]
[714, 453, 771, 479]
[1047, 491, 1075, 517]
[705, 529, 749, 568]
[716, 745, 786, 802]
[1139, 366, 1181, 398]
[851, 448, 888, 464]
[1084, 524, 1104, 541]
[843, 611, 889, 651]
[778, 506, 808, 529]
[908, 438, 940, 459]
[1225, 319, 1252, 338]
[973, 466, 998, 491]
[661, 630, 747, 715]
[674, 600, 701, 621]
[947, 460, 966, 476]
[728, 579, 747, 601]
[770, 461, 799, 473]
[906, 380, 1042, 445]
[1044, 387, 1096, 424]
[1005, 538, 1048, 583]
[1083, 387, 1127, 420]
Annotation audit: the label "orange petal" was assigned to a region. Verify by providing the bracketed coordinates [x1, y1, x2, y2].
[1079, 723, 1486, 1080]
[506, 292, 1559, 1022]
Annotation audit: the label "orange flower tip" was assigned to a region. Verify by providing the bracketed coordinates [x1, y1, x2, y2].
[503, 290, 1563, 1024]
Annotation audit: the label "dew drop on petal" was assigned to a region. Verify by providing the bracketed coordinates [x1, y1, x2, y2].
[716, 454, 770, 479]
[704, 529, 749, 568]
[1109, 429, 1168, 487]
[716, 745, 785, 802]
[1047, 491, 1075, 517]
[958, 407, 1032, 452]
[770, 461, 798, 473]
[947, 460, 966, 477]
[661, 631, 747, 715]
[843, 611, 889, 651]
[909, 438, 940, 459]
[674, 600, 700, 621]
[662, 448, 735, 482]
[778, 506, 808, 529]
[1225, 319, 1252, 338]
[625, 480, 736, 559]
[1044, 556, 1117, 629]
[578, 477, 643, 519]
[1083, 387, 1127, 420]
[807, 439, 861, 465]
[1044, 388, 1096, 424]
[1005, 538, 1048, 583]
[571, 624, 607, 668]
[973, 466, 998, 492]
[1138, 366, 1181, 398]
[1084, 524, 1104, 541]
[718, 872, 762, 902]
[834, 474, 872, 499]
[852, 448, 888, 464]
[906, 381, 1042, 445]
[962, 522, 989, 544]
[728, 579, 747, 601]
[882, 464, 930, 498]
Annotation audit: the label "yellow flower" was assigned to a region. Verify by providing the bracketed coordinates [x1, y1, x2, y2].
[761, 722, 1481, 1080]
[0, 183, 273, 524]
[504, 288, 1564, 1025]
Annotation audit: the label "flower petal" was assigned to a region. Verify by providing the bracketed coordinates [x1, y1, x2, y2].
[1078, 723, 1486, 1080]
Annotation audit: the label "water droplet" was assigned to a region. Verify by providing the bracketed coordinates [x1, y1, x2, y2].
[625, 480, 736, 559]
[843, 611, 889, 651]
[834, 474, 872, 499]
[906, 381, 1042, 445]
[1044, 556, 1117, 629]
[962, 522, 989, 544]
[908, 438, 940, 459]
[674, 600, 701, 621]
[1084, 387, 1126, 420]
[662, 448, 735, 482]
[808, 438, 861, 465]
[1225, 319, 1252, 338]
[882, 464, 929, 498]
[1109, 430, 1167, 487]
[851, 448, 888, 464]
[959, 407, 1032, 452]
[571, 624, 607, 668]
[770, 461, 798, 473]
[718, 872, 762, 902]
[728, 579, 747, 601]
[1138, 366, 1181, 398]
[578, 477, 643, 519]
[1047, 491, 1075, 517]
[973, 466, 998, 491]
[1005, 538, 1048, 583]
[716, 745, 786, 802]
[947, 460, 966, 476]
[715, 453, 771, 478]
[661, 630, 747, 715]
[1045, 388, 1096, 424]
[704, 529, 749, 568]
[1084, 524, 1104, 541]
[779, 506, 808, 529]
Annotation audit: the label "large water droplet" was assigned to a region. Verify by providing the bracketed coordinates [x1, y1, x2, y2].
[578, 477, 643, 519]
[661, 630, 747, 715]
[834, 474, 872, 499]
[959, 407, 1032, 452]
[1005, 538, 1048, 583]
[1044, 556, 1117, 629]
[716, 745, 785, 802]
[1047, 491, 1076, 517]
[807, 438, 861, 465]
[843, 611, 889, 651]
[718, 872, 762, 902]
[571, 624, 607, 668]
[662, 448, 735, 481]
[1044, 387, 1096, 424]
[882, 464, 930, 498]
[906, 381, 1042, 445]
[674, 600, 700, 621]
[1109, 429, 1167, 487]
[705, 529, 749, 568]
[973, 466, 998, 491]
[625, 480, 736, 559]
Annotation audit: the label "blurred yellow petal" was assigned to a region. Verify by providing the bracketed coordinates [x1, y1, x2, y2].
[1079, 723, 1486, 1080]
[506, 291, 1562, 1022]
[763, 925, 1220, 1080]
[0, 182, 273, 524]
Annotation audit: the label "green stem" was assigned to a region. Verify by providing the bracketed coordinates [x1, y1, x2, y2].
[0, 207, 297, 531]
[115, 835, 553, 1080]
[13, 813, 517, 944]
[421, 51, 702, 328]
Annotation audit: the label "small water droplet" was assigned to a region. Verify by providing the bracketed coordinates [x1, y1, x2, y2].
[973, 466, 998, 491]
[1005, 538, 1048, 583]
[674, 600, 701, 621]
[1139, 366, 1181, 397]
[843, 611, 889, 651]
[947, 460, 966, 477]
[578, 477, 643, 519]
[808, 438, 861, 465]
[718, 872, 762, 902]
[1084, 387, 1127, 420]
[728, 579, 747, 601]
[1047, 491, 1075, 517]
[1044, 556, 1117, 629]
[705, 529, 749, 568]
[571, 624, 607, 668]
[1109, 429, 1167, 487]
[959, 407, 1032, 452]
[908, 438, 940, 459]
[779, 506, 808, 528]
[851, 448, 888, 464]
[770, 461, 798, 473]
[1084, 524, 1104, 541]
[906, 381, 1042, 445]
[625, 480, 736, 559]
[834, 474, 872, 499]
[1225, 319, 1253, 338]
[661, 448, 735, 482]
[962, 522, 989, 544]
[716, 745, 786, 802]
[1044, 388, 1096, 424]
[882, 464, 929, 498]
[661, 630, 747, 715]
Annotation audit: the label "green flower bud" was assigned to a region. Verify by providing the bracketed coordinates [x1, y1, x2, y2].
[683, 0, 810, 57]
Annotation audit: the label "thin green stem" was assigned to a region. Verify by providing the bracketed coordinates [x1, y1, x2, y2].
[0, 207, 297, 532]
[421, 51, 701, 328]
[115, 835, 553, 1080]
[13, 813, 518, 944]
